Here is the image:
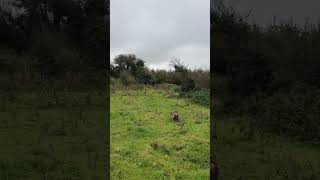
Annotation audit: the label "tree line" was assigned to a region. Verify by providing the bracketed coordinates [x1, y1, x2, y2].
[212, 2, 320, 140]
[110, 54, 210, 106]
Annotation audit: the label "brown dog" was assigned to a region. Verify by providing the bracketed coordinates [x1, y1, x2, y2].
[171, 111, 179, 121]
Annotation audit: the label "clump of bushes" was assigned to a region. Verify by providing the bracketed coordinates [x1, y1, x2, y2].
[185, 89, 210, 106]
[212, 1, 320, 140]
[175, 78, 210, 106]
[111, 54, 209, 89]
[241, 87, 320, 140]
[119, 71, 136, 88]
[180, 78, 196, 94]
[110, 55, 210, 107]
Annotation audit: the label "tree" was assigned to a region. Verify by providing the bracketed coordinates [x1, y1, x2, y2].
[113, 54, 137, 72]
[112, 54, 148, 74]
[169, 58, 188, 73]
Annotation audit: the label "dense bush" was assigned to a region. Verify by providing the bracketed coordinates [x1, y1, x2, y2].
[0, 0, 108, 91]
[242, 88, 320, 140]
[227, 52, 274, 97]
[189, 69, 210, 89]
[110, 54, 210, 107]
[111, 54, 210, 90]
[212, 1, 320, 97]
[181, 78, 196, 94]
[185, 89, 210, 107]
[119, 71, 136, 87]
[135, 69, 153, 84]
[212, 1, 320, 140]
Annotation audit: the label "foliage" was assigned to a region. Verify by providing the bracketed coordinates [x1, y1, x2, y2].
[169, 58, 188, 73]
[227, 52, 274, 97]
[180, 78, 196, 93]
[242, 87, 320, 140]
[212, 1, 320, 141]
[185, 89, 210, 107]
[0, 0, 108, 90]
[119, 71, 136, 87]
[111, 54, 210, 90]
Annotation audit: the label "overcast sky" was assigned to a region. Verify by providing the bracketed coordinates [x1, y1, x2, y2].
[110, 0, 210, 70]
[227, 0, 320, 27]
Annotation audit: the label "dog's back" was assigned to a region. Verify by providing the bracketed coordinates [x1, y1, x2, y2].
[172, 111, 179, 121]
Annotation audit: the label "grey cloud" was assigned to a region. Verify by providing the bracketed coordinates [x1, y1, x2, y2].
[110, 0, 210, 69]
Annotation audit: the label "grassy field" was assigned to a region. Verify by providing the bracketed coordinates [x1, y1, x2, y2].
[216, 118, 320, 179]
[110, 86, 210, 179]
[0, 90, 108, 180]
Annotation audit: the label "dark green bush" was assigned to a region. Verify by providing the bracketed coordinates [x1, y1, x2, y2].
[242, 88, 320, 140]
[185, 89, 210, 107]
[173, 86, 181, 94]
[181, 78, 196, 93]
[227, 52, 274, 97]
[119, 71, 135, 87]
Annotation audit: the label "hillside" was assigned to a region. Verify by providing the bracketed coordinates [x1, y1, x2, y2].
[110, 86, 210, 179]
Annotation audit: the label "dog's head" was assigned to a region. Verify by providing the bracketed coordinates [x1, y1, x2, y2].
[172, 111, 179, 119]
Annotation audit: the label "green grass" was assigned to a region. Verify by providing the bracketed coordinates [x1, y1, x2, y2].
[0, 90, 107, 180]
[216, 118, 320, 180]
[110, 87, 210, 179]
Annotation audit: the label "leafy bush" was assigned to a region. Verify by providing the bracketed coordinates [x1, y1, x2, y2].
[181, 78, 196, 93]
[173, 86, 181, 94]
[119, 71, 136, 87]
[185, 89, 210, 106]
[135, 69, 152, 84]
[242, 88, 320, 140]
[190, 69, 210, 90]
[227, 52, 274, 97]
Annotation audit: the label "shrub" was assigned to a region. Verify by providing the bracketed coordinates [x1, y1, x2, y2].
[185, 89, 210, 106]
[190, 69, 210, 90]
[226, 52, 274, 97]
[181, 78, 196, 93]
[242, 88, 320, 140]
[119, 71, 135, 87]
